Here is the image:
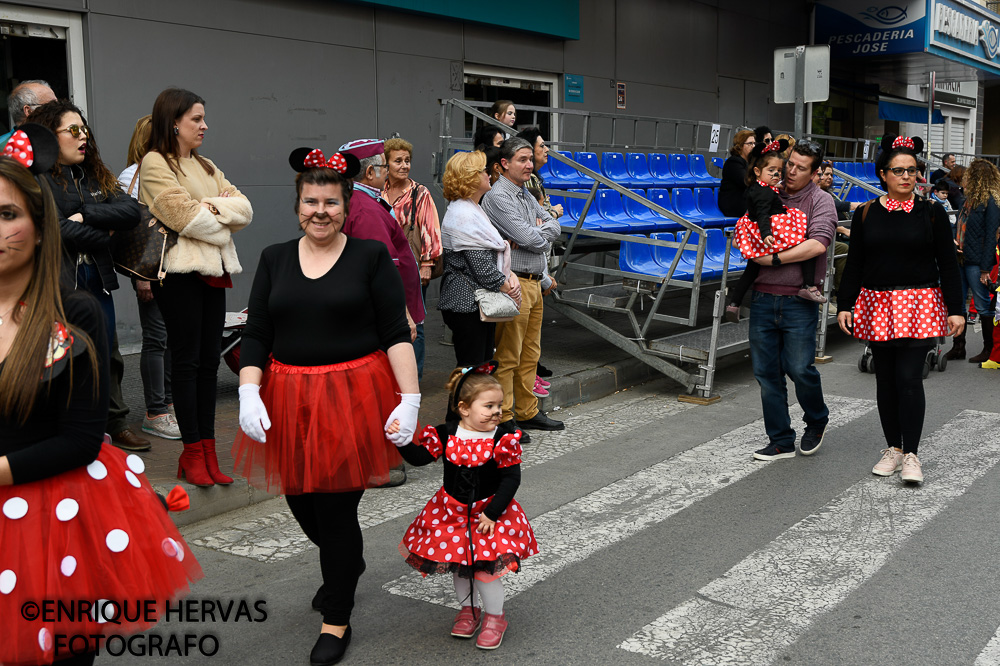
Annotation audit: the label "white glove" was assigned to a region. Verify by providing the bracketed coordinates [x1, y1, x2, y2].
[238, 384, 271, 443]
[385, 393, 421, 447]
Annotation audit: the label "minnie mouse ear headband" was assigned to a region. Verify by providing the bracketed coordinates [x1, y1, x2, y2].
[1, 123, 59, 174]
[881, 134, 924, 154]
[453, 360, 499, 398]
[289, 147, 361, 179]
[760, 138, 789, 156]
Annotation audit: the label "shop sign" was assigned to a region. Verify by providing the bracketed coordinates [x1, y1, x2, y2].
[815, 0, 927, 57]
[929, 0, 1000, 72]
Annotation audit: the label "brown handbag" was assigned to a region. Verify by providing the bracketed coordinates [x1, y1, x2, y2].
[110, 165, 178, 282]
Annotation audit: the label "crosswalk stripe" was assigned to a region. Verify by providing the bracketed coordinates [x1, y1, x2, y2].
[975, 626, 1000, 665]
[383, 395, 876, 608]
[192, 390, 719, 561]
[618, 409, 1000, 664]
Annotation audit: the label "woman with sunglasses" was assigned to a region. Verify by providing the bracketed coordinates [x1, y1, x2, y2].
[140, 88, 253, 487]
[30, 101, 140, 359]
[837, 135, 964, 485]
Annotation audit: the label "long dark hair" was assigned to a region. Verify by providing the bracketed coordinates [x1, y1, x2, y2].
[0, 157, 97, 423]
[29, 100, 121, 198]
[148, 88, 214, 177]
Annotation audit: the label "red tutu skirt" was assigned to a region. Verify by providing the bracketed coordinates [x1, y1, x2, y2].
[852, 287, 949, 341]
[735, 206, 809, 259]
[0, 442, 202, 665]
[232, 351, 403, 494]
[400, 487, 539, 582]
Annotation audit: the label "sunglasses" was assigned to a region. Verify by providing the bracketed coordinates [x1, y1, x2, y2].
[57, 124, 90, 139]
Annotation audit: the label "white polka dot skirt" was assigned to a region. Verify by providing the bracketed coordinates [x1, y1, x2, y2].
[0, 441, 203, 664]
[400, 487, 539, 581]
[852, 287, 950, 341]
[735, 206, 809, 259]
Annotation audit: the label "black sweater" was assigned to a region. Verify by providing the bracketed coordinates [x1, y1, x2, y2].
[45, 165, 141, 292]
[744, 181, 785, 239]
[241, 237, 411, 369]
[0, 288, 109, 484]
[398, 421, 521, 521]
[837, 198, 963, 316]
[718, 155, 749, 217]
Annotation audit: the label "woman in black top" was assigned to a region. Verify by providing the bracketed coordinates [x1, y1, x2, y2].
[837, 135, 964, 485]
[30, 100, 140, 357]
[718, 129, 757, 217]
[0, 129, 200, 666]
[233, 148, 420, 666]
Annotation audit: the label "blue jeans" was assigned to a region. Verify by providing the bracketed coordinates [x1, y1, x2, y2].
[75, 261, 115, 358]
[963, 263, 994, 318]
[748, 291, 830, 448]
[414, 323, 425, 381]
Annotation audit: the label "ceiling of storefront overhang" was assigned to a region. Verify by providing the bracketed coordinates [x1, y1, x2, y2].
[830, 51, 991, 87]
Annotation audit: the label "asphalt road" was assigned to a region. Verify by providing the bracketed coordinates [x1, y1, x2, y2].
[98, 329, 1000, 666]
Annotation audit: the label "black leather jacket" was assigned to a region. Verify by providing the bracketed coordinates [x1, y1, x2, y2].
[44, 164, 140, 292]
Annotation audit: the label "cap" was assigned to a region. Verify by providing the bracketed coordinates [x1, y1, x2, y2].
[338, 138, 384, 160]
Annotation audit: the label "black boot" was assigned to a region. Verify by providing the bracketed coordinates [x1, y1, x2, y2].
[969, 319, 994, 363]
[945, 329, 966, 360]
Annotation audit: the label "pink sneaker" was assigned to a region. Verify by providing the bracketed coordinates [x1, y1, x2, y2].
[450, 606, 481, 638]
[476, 613, 508, 650]
[797, 286, 828, 303]
[900, 453, 923, 483]
[532, 379, 549, 398]
[535, 375, 550, 389]
[872, 448, 903, 476]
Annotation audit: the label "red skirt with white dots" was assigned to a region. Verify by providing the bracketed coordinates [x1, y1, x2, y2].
[735, 206, 809, 259]
[0, 440, 202, 665]
[400, 487, 539, 582]
[852, 286, 950, 342]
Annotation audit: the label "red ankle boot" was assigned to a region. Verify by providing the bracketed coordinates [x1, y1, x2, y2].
[177, 441, 214, 487]
[202, 439, 234, 485]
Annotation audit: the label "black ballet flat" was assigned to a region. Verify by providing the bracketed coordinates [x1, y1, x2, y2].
[310, 626, 352, 666]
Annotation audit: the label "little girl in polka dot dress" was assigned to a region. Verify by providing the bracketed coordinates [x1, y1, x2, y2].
[391, 362, 538, 650]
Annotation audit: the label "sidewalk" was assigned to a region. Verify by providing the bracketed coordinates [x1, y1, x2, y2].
[132, 304, 654, 525]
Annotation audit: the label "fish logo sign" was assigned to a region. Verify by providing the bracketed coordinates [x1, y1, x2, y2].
[859, 5, 909, 25]
[980, 20, 1000, 59]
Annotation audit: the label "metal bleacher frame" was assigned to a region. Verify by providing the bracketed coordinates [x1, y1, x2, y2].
[433, 99, 888, 402]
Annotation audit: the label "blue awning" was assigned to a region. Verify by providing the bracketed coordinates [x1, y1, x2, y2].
[878, 100, 945, 124]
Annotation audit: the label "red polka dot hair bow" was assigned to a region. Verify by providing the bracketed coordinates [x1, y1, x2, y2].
[886, 198, 914, 213]
[3, 129, 34, 168]
[303, 149, 348, 173]
[892, 136, 915, 150]
[761, 140, 782, 155]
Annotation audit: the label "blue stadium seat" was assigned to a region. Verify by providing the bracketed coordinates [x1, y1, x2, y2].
[864, 162, 879, 183]
[546, 151, 585, 189]
[688, 154, 721, 186]
[832, 162, 847, 187]
[705, 229, 743, 271]
[694, 187, 739, 225]
[597, 190, 656, 232]
[668, 231, 724, 278]
[626, 153, 657, 188]
[548, 194, 567, 218]
[648, 153, 681, 186]
[601, 152, 641, 188]
[712, 157, 725, 170]
[672, 188, 726, 226]
[649, 232, 704, 280]
[620, 234, 673, 277]
[623, 189, 663, 222]
[645, 189, 681, 230]
[574, 152, 602, 187]
[564, 189, 630, 234]
[669, 153, 700, 186]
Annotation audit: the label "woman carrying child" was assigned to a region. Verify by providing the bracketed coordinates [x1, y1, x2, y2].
[392, 363, 538, 651]
[726, 138, 824, 321]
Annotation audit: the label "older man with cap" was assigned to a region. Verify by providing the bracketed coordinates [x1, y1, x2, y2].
[339, 138, 424, 486]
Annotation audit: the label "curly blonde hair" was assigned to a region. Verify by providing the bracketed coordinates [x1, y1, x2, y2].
[442, 151, 486, 201]
[963, 159, 1000, 210]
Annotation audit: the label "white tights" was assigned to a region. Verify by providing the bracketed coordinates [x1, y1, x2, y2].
[453, 572, 505, 615]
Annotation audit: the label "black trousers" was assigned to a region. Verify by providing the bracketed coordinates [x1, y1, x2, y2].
[870, 343, 933, 454]
[151, 273, 226, 444]
[285, 490, 365, 626]
[441, 309, 496, 366]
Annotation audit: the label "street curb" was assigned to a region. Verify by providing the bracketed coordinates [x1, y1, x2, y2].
[153, 479, 275, 528]
[539, 356, 655, 411]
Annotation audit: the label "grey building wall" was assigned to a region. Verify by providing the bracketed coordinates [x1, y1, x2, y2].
[4, 0, 809, 347]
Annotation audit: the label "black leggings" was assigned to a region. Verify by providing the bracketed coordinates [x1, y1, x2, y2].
[285, 490, 365, 626]
[151, 274, 226, 444]
[441, 309, 496, 366]
[870, 343, 933, 454]
[729, 257, 819, 307]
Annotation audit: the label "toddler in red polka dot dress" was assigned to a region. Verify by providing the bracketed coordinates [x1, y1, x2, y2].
[393, 364, 538, 650]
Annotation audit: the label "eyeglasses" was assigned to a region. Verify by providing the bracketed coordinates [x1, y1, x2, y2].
[743, 140, 756, 147]
[57, 124, 90, 138]
[887, 167, 919, 176]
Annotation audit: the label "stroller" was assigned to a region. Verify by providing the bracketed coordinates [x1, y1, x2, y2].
[222, 308, 248, 375]
[857, 337, 948, 377]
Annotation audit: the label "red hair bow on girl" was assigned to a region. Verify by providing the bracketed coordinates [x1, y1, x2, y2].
[303, 149, 348, 173]
[2, 129, 34, 168]
[762, 140, 782, 155]
[892, 136, 915, 150]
